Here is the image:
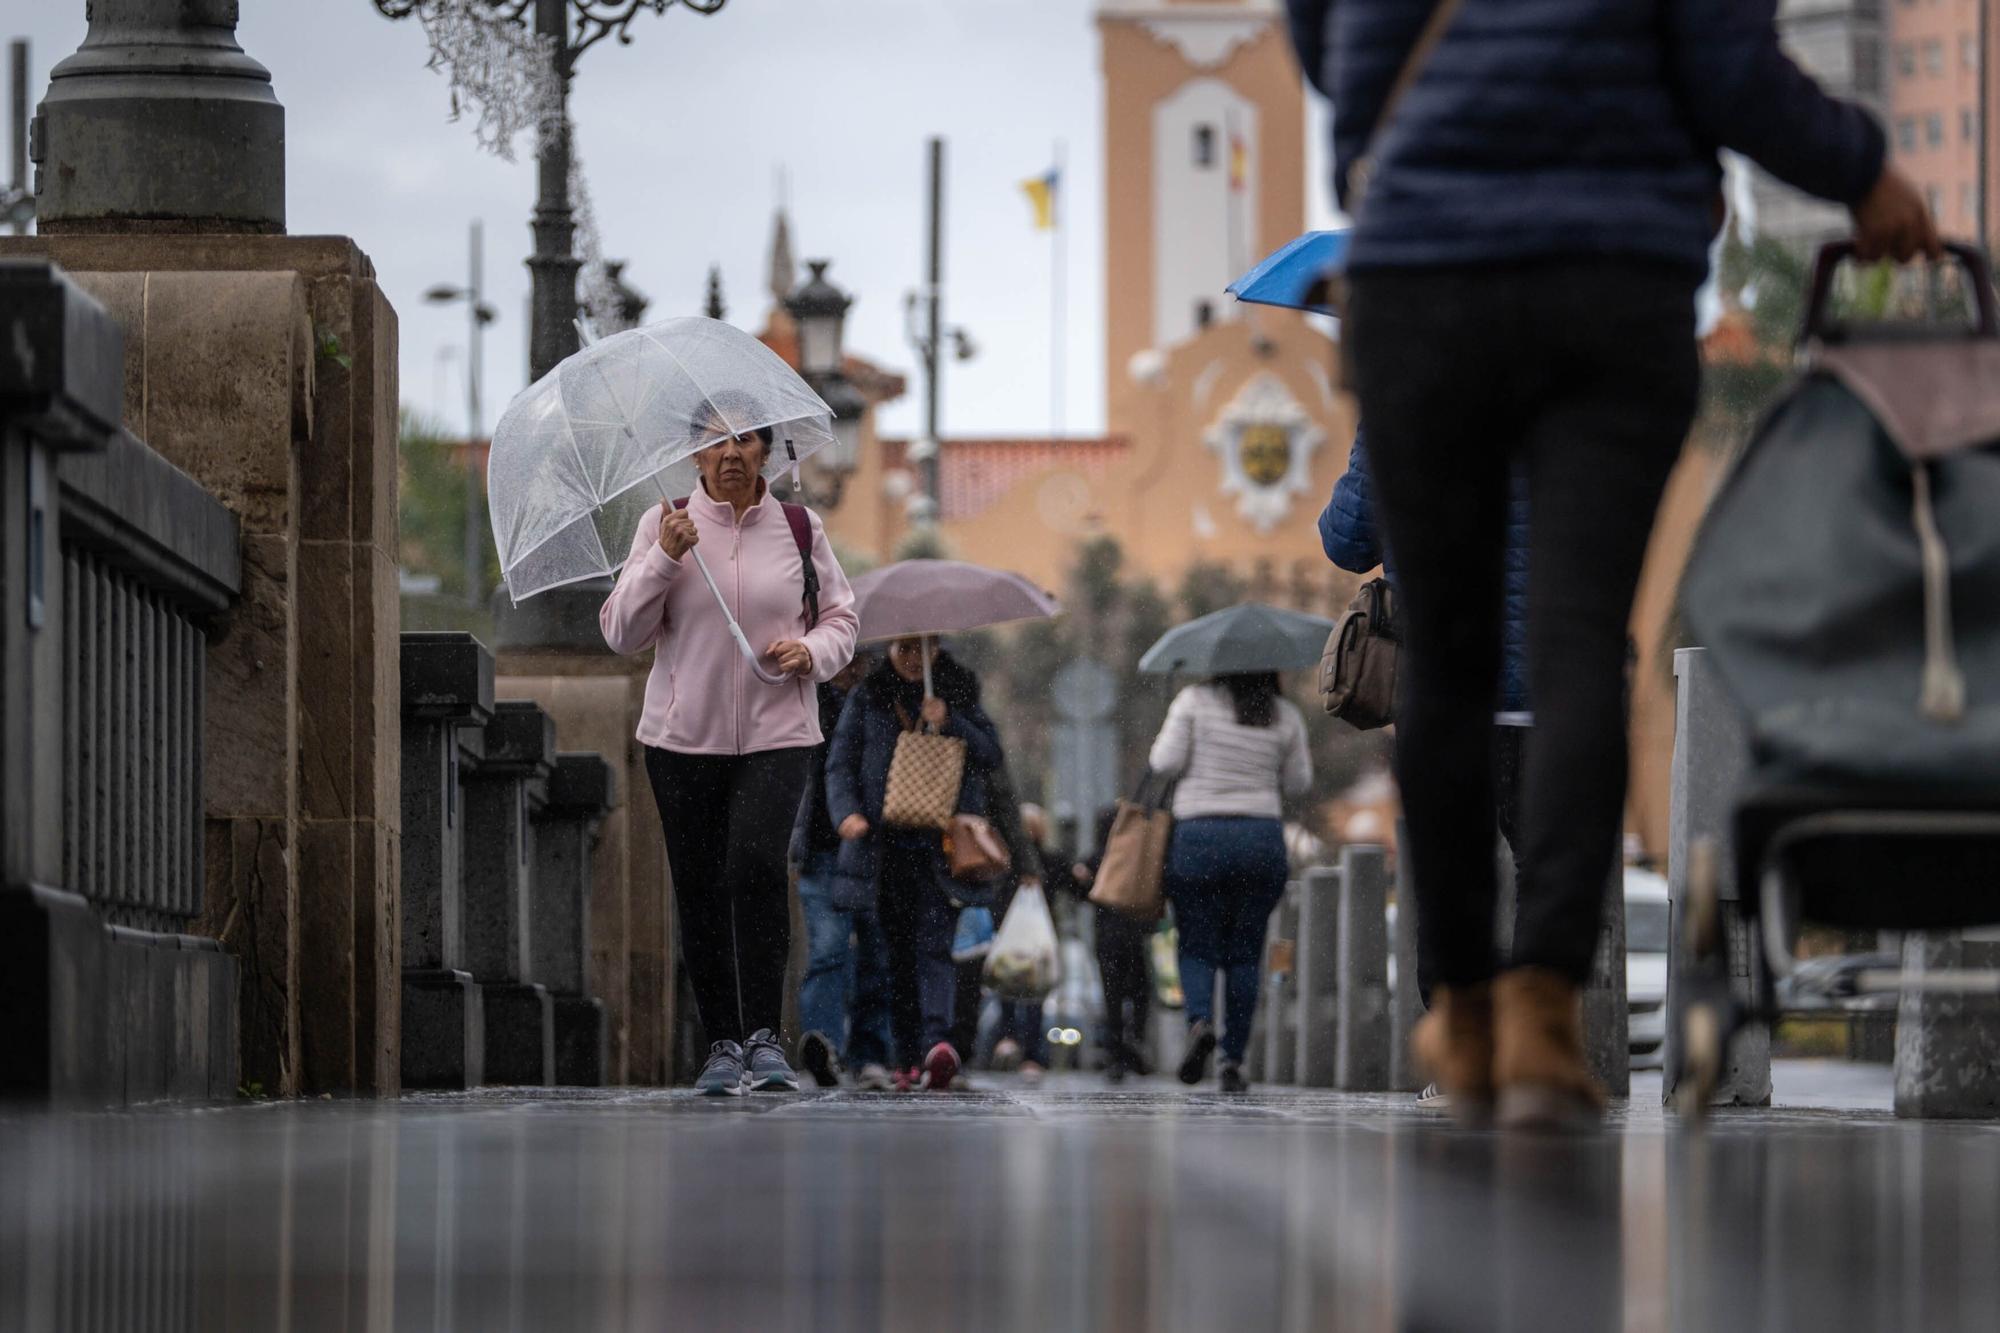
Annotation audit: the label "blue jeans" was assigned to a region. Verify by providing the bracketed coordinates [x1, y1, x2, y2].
[798, 850, 891, 1069]
[1165, 816, 1288, 1065]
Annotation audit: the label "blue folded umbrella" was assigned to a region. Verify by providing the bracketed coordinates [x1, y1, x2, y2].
[1225, 230, 1350, 316]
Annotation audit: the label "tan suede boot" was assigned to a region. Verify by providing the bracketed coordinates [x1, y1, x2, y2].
[1492, 967, 1608, 1131]
[1410, 982, 1495, 1122]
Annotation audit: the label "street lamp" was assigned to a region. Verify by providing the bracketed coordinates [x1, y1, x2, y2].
[427, 220, 501, 607]
[373, 0, 729, 381]
[786, 260, 865, 505]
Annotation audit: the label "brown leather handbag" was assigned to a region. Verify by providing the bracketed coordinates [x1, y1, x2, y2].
[1319, 576, 1398, 730]
[1088, 771, 1176, 923]
[943, 813, 1011, 883]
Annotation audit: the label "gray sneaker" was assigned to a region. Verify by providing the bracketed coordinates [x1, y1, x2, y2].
[695, 1040, 747, 1096]
[744, 1029, 800, 1092]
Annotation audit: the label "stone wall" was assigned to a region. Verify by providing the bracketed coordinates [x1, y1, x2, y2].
[0, 234, 403, 1098]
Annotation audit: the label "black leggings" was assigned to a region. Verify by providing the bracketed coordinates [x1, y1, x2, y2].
[1348, 259, 1698, 986]
[646, 746, 813, 1046]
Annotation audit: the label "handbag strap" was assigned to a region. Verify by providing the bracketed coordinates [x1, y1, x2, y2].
[1347, 0, 1465, 201]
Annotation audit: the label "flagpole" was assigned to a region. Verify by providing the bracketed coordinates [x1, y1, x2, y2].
[1052, 138, 1067, 440]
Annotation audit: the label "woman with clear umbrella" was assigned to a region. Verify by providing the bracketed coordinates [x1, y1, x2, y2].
[1140, 605, 1323, 1093]
[598, 410, 858, 1096]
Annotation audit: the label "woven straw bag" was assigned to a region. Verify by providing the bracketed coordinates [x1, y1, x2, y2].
[881, 704, 967, 830]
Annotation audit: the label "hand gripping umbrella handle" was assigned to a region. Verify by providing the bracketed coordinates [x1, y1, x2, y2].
[687, 546, 794, 687]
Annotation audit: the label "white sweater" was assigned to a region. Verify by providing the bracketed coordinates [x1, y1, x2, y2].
[1147, 684, 1313, 821]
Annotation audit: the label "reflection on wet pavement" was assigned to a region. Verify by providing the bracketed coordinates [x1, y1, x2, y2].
[2, 1075, 1997, 1332]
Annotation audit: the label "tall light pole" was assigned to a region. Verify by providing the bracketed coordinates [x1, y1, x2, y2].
[373, 0, 728, 381]
[903, 137, 975, 526]
[4, 41, 32, 234]
[426, 221, 499, 606]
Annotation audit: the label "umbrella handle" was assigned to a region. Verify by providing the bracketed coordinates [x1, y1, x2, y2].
[687, 547, 794, 688]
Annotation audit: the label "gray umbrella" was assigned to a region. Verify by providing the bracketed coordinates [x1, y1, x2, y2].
[1138, 603, 1334, 676]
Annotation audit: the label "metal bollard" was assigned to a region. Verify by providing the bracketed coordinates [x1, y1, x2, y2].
[1582, 862, 1630, 1097]
[1266, 884, 1301, 1085]
[1294, 865, 1342, 1087]
[1666, 648, 1772, 1107]
[1336, 845, 1392, 1091]
[1389, 828, 1423, 1092]
[1895, 934, 2000, 1118]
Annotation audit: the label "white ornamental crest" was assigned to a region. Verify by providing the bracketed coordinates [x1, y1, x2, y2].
[1204, 373, 1324, 533]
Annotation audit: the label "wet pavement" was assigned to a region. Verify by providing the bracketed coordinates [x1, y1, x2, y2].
[2, 1062, 1996, 1332]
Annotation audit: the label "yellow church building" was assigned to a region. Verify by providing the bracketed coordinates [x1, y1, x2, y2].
[817, 0, 1356, 616]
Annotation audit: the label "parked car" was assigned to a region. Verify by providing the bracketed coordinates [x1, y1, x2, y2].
[1625, 866, 1671, 1068]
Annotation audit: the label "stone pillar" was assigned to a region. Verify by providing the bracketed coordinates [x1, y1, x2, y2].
[1293, 865, 1341, 1088]
[1389, 828, 1423, 1092]
[495, 579, 665, 1086]
[1335, 845, 1392, 1091]
[1264, 884, 1299, 1085]
[1895, 935, 2000, 1119]
[1666, 648, 1772, 1106]
[533, 752, 614, 1086]
[463, 701, 556, 1085]
[8, 3, 402, 1100]
[1582, 864, 1630, 1097]
[30, 0, 286, 234]
[398, 632, 493, 1090]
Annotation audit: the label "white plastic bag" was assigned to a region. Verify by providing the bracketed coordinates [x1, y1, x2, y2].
[983, 882, 1062, 1000]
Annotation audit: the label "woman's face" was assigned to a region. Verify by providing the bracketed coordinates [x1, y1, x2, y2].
[694, 430, 767, 496]
[888, 637, 932, 683]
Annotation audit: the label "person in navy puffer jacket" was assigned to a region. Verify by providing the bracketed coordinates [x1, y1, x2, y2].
[1321, 428, 1528, 1060]
[1288, 0, 1939, 1129]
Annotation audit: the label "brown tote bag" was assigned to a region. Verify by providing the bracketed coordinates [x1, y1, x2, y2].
[1089, 771, 1177, 923]
[944, 812, 1012, 882]
[1319, 576, 1398, 730]
[880, 702, 967, 830]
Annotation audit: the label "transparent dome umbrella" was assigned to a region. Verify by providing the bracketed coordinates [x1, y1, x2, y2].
[487, 316, 837, 683]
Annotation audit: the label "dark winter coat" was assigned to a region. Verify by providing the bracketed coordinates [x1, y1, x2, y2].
[1283, 0, 1886, 276]
[824, 652, 1004, 907]
[789, 680, 854, 867]
[1320, 428, 1532, 716]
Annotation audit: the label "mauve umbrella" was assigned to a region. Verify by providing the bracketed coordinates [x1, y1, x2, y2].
[849, 559, 1062, 695]
[1138, 603, 1334, 676]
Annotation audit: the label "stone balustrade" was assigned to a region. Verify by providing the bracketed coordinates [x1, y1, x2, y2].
[0, 259, 243, 1104]
[533, 753, 615, 1086]
[399, 632, 494, 1090]
[463, 701, 557, 1086]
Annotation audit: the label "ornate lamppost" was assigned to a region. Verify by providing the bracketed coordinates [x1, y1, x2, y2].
[373, 0, 726, 380]
[786, 260, 866, 507]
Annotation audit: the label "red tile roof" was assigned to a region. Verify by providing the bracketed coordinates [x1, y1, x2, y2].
[880, 436, 1131, 521]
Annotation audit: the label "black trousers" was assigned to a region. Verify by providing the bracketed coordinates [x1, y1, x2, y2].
[1094, 905, 1152, 1059]
[646, 746, 812, 1046]
[1348, 259, 1698, 986]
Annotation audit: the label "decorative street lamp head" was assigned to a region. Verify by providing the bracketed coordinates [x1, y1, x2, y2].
[786, 259, 853, 379]
[819, 374, 867, 478]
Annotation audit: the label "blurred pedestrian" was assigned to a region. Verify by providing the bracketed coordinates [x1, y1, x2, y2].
[1149, 673, 1313, 1093]
[946, 770, 1044, 1079]
[1322, 427, 1529, 1106]
[792, 655, 894, 1090]
[1073, 804, 1154, 1084]
[1288, 0, 1939, 1127]
[600, 423, 858, 1096]
[826, 638, 1004, 1091]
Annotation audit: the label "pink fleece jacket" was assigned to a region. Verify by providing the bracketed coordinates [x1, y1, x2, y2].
[599, 484, 858, 756]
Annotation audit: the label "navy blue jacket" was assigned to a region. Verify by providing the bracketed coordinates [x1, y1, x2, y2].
[1320, 428, 1532, 715]
[1284, 0, 1885, 275]
[825, 653, 1004, 905]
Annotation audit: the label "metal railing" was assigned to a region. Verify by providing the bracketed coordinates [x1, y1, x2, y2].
[56, 429, 239, 931]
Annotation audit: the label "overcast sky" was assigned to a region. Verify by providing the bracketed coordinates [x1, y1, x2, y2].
[14, 2, 1340, 441]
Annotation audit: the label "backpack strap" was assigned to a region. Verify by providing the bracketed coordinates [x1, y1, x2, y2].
[672, 496, 821, 630]
[781, 502, 822, 631]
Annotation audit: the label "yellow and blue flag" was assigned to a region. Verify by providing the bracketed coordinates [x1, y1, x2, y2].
[1021, 167, 1060, 230]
